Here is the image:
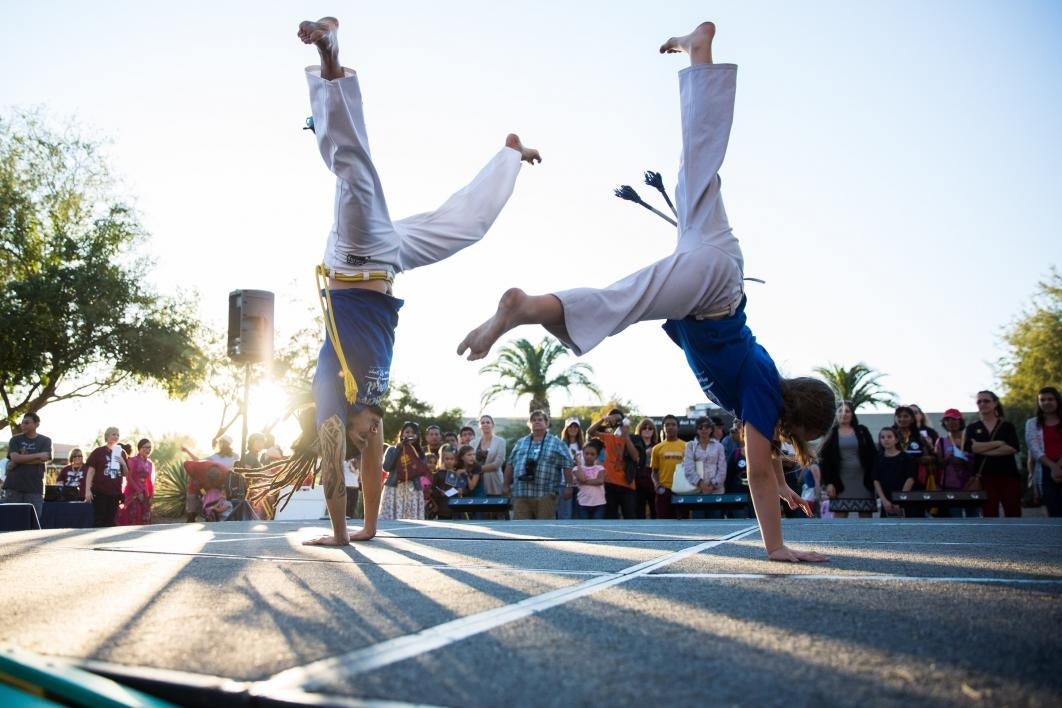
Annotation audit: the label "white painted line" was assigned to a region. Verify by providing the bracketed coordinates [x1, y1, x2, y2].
[643, 573, 1062, 584]
[258, 525, 760, 691]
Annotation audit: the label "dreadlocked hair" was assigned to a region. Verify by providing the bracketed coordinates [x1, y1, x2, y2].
[243, 405, 321, 519]
[777, 377, 837, 467]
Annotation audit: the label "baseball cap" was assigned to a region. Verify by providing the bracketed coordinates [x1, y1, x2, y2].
[942, 408, 962, 420]
[564, 417, 582, 428]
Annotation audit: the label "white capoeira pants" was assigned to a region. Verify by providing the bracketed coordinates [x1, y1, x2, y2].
[555, 64, 745, 356]
[306, 66, 525, 278]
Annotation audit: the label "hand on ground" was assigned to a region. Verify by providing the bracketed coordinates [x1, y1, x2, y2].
[768, 546, 829, 563]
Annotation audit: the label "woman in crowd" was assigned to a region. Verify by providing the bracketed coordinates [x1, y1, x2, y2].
[56, 448, 87, 501]
[893, 406, 928, 472]
[910, 404, 939, 443]
[874, 428, 916, 517]
[633, 418, 660, 519]
[84, 427, 128, 527]
[909, 403, 940, 489]
[819, 401, 876, 518]
[936, 408, 975, 517]
[379, 422, 428, 520]
[559, 418, 584, 519]
[894, 405, 935, 516]
[964, 390, 1022, 517]
[118, 438, 155, 526]
[682, 416, 727, 518]
[182, 435, 239, 469]
[1025, 386, 1062, 517]
[475, 415, 507, 496]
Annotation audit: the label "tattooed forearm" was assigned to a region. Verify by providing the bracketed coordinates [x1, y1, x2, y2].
[319, 415, 347, 500]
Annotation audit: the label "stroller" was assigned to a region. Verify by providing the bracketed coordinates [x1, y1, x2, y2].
[223, 470, 260, 521]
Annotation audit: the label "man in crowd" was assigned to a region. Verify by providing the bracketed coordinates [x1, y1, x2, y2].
[504, 410, 573, 519]
[425, 425, 444, 456]
[651, 414, 687, 519]
[587, 408, 641, 519]
[458, 426, 476, 447]
[2, 412, 53, 520]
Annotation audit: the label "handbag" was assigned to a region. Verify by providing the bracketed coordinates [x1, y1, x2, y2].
[670, 443, 699, 495]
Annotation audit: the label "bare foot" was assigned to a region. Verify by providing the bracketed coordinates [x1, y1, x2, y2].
[505, 134, 542, 165]
[298, 17, 342, 79]
[298, 16, 338, 48]
[457, 288, 527, 361]
[659, 21, 716, 64]
[348, 527, 377, 542]
[302, 533, 348, 546]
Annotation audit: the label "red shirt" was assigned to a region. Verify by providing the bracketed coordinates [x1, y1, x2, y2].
[86, 445, 126, 496]
[184, 460, 230, 493]
[56, 464, 87, 500]
[1044, 424, 1062, 461]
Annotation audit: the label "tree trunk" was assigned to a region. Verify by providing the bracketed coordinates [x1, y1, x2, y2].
[529, 397, 551, 420]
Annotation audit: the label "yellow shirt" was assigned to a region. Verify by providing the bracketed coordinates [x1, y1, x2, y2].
[651, 440, 687, 489]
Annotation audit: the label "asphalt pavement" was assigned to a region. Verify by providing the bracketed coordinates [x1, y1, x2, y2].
[0, 517, 1059, 706]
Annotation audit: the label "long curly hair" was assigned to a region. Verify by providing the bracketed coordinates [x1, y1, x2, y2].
[778, 377, 837, 467]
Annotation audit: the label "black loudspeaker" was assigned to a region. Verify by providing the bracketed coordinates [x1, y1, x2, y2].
[227, 290, 275, 363]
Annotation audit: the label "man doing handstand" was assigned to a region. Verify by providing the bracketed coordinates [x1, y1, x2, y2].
[296, 17, 540, 546]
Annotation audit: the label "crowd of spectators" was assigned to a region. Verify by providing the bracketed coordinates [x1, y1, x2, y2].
[358, 385, 1061, 522]
[4, 385, 1059, 527]
[0, 420, 285, 528]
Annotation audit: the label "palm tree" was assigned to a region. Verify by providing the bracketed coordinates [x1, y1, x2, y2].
[813, 362, 898, 412]
[480, 337, 602, 418]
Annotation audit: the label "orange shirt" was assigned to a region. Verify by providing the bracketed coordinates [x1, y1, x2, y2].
[598, 434, 634, 489]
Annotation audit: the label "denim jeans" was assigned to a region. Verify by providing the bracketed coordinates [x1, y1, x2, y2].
[580, 503, 606, 519]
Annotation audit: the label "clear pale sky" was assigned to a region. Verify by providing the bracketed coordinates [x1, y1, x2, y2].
[2, 1, 1060, 451]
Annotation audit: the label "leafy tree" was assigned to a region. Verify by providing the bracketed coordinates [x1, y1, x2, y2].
[999, 267, 1061, 422]
[0, 111, 203, 431]
[812, 362, 897, 412]
[380, 381, 465, 440]
[479, 337, 602, 419]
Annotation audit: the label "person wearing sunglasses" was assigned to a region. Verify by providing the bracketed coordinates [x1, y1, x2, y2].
[964, 390, 1022, 517]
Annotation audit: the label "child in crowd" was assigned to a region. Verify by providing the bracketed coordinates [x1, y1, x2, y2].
[874, 428, 916, 517]
[455, 445, 485, 499]
[202, 487, 233, 522]
[431, 447, 465, 520]
[574, 440, 607, 519]
[452, 444, 485, 520]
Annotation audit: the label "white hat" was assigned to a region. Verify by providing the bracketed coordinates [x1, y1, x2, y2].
[564, 417, 582, 428]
